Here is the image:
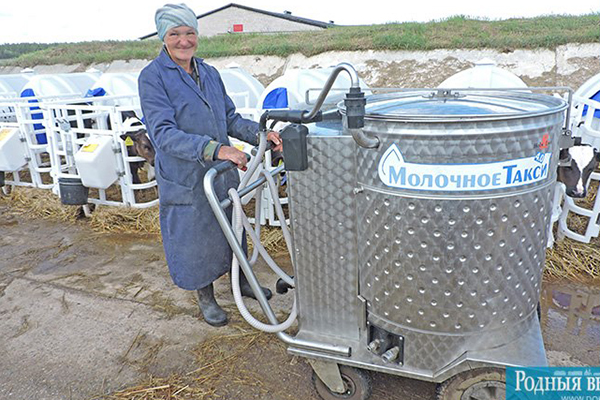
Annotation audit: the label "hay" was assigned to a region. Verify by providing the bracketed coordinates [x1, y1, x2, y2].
[97, 325, 280, 400]
[248, 226, 288, 254]
[89, 206, 160, 234]
[0, 187, 79, 222]
[545, 236, 600, 285]
[2, 184, 597, 284]
[0, 187, 292, 248]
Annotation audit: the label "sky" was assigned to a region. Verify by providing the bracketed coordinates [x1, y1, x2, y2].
[0, 0, 598, 44]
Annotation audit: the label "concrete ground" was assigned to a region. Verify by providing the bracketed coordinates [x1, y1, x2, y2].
[0, 204, 598, 400]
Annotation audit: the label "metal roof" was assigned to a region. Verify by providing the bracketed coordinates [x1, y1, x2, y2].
[139, 3, 334, 40]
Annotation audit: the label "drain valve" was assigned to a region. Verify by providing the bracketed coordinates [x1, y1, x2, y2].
[382, 346, 400, 363]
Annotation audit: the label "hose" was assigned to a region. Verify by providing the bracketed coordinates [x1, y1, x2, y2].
[248, 183, 263, 265]
[229, 185, 297, 333]
[241, 214, 294, 286]
[241, 131, 268, 264]
[239, 131, 267, 190]
[261, 169, 294, 257]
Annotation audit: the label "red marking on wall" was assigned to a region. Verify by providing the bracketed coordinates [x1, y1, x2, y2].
[539, 133, 549, 150]
[233, 24, 243, 32]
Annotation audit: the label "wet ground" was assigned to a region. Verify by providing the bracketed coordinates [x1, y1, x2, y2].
[0, 203, 598, 400]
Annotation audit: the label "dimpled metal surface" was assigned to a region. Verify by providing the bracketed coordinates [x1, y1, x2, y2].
[287, 135, 361, 340]
[358, 184, 554, 330]
[287, 91, 567, 377]
[355, 111, 561, 371]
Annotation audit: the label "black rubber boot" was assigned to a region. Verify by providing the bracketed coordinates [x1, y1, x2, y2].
[196, 283, 228, 327]
[239, 271, 272, 301]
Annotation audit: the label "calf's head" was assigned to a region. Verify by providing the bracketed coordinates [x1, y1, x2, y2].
[120, 129, 155, 167]
[557, 145, 600, 198]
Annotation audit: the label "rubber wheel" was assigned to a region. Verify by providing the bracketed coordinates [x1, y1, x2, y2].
[312, 365, 372, 400]
[437, 368, 506, 400]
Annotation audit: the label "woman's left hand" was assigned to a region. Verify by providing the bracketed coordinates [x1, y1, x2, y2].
[267, 131, 283, 152]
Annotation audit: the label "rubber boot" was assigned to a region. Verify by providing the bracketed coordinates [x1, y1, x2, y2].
[239, 270, 272, 301]
[196, 283, 228, 327]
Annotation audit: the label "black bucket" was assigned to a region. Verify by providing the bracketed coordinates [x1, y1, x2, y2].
[0, 171, 4, 187]
[58, 177, 89, 205]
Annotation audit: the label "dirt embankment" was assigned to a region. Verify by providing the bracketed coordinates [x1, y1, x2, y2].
[2, 43, 599, 90]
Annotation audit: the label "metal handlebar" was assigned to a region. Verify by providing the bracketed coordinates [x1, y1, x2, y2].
[212, 153, 251, 175]
[302, 62, 360, 122]
[203, 144, 351, 357]
[251, 140, 274, 156]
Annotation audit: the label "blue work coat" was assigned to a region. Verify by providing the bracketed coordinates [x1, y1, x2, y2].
[139, 50, 258, 290]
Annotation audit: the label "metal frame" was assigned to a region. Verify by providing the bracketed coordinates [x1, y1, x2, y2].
[555, 95, 600, 243]
[41, 95, 158, 208]
[0, 94, 77, 189]
[558, 171, 600, 243]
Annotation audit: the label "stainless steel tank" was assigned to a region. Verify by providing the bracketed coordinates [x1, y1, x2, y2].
[286, 89, 568, 383]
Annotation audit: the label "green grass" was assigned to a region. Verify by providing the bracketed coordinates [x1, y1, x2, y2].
[2, 13, 598, 67]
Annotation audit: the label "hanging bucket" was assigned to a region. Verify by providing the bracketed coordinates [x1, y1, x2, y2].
[58, 177, 89, 205]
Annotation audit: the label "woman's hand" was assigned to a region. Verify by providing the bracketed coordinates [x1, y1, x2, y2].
[267, 131, 283, 152]
[216, 145, 248, 169]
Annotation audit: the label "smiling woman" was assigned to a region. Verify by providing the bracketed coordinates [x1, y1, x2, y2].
[138, 3, 281, 328]
[163, 26, 198, 72]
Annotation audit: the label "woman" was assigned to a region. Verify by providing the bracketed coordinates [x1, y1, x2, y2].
[139, 3, 281, 327]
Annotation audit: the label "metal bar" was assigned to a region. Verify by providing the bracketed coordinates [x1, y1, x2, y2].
[204, 168, 281, 322]
[302, 63, 360, 121]
[276, 333, 351, 357]
[219, 164, 284, 209]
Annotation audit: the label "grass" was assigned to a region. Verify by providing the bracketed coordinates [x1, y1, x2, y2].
[2, 13, 598, 67]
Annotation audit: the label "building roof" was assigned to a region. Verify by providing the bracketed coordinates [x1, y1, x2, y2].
[139, 3, 334, 40]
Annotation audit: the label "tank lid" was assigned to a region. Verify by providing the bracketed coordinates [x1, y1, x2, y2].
[360, 90, 567, 121]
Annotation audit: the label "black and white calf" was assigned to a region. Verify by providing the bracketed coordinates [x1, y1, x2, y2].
[119, 116, 155, 184]
[557, 145, 600, 198]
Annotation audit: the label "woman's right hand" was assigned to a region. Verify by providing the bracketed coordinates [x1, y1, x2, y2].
[216, 145, 248, 169]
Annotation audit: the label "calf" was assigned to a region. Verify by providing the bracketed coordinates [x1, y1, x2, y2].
[119, 117, 155, 184]
[557, 145, 600, 198]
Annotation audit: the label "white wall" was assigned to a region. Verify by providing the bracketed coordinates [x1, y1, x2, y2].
[198, 7, 324, 37]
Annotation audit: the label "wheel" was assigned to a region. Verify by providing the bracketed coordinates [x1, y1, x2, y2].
[437, 368, 505, 400]
[312, 365, 372, 400]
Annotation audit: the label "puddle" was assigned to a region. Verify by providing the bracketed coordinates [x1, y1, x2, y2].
[541, 281, 600, 366]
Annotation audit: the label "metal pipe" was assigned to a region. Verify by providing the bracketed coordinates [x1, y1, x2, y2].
[348, 127, 379, 149]
[203, 168, 351, 357]
[220, 164, 285, 209]
[276, 332, 351, 357]
[302, 62, 360, 122]
[204, 168, 278, 321]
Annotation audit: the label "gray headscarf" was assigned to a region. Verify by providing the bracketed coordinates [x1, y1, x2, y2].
[155, 3, 198, 41]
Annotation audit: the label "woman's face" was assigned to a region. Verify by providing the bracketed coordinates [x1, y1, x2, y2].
[164, 26, 198, 66]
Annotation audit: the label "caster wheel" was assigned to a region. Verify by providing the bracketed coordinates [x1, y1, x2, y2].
[313, 365, 372, 400]
[437, 367, 505, 400]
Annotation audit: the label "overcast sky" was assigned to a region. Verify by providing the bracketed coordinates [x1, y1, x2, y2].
[0, 0, 598, 44]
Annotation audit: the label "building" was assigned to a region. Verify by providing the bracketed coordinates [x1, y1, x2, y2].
[140, 3, 334, 40]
